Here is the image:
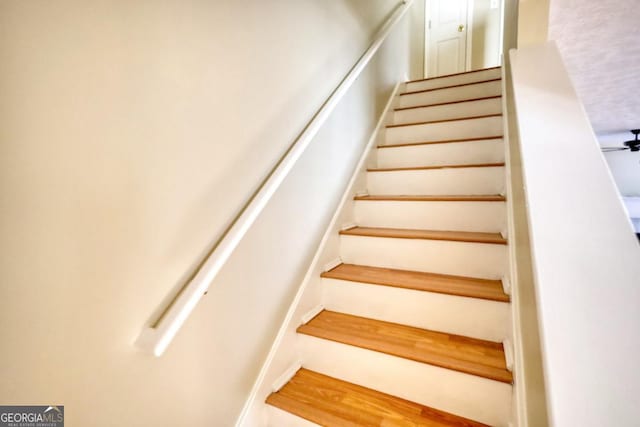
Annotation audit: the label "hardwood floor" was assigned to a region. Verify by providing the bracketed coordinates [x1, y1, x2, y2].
[354, 194, 506, 202]
[377, 135, 503, 149]
[321, 263, 510, 302]
[393, 95, 502, 111]
[405, 66, 500, 84]
[367, 162, 505, 172]
[400, 78, 502, 96]
[339, 226, 507, 245]
[386, 113, 503, 128]
[266, 368, 490, 427]
[298, 311, 513, 383]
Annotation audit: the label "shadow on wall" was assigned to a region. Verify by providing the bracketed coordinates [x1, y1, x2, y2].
[471, 0, 501, 70]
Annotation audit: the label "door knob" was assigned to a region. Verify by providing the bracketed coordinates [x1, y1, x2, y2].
[458, 24, 465, 32]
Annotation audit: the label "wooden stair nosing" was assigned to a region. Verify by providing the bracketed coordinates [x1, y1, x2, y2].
[394, 95, 502, 111]
[367, 162, 505, 172]
[297, 311, 514, 384]
[266, 368, 490, 427]
[405, 66, 501, 84]
[353, 194, 506, 202]
[377, 135, 504, 149]
[321, 263, 510, 302]
[400, 78, 501, 96]
[339, 226, 507, 245]
[386, 113, 502, 129]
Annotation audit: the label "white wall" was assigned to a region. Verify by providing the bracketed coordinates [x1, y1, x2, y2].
[510, 42, 640, 427]
[0, 1, 413, 425]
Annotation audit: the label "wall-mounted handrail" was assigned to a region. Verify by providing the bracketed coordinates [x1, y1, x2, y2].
[135, 0, 415, 356]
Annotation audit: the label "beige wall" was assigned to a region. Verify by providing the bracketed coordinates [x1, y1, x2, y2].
[409, 0, 427, 78]
[0, 1, 413, 425]
[503, 0, 519, 54]
[517, 0, 550, 46]
[471, 0, 502, 70]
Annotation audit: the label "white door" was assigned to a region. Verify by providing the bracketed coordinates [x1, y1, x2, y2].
[427, 0, 469, 77]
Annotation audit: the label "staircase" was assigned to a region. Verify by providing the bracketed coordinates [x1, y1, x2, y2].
[264, 66, 512, 426]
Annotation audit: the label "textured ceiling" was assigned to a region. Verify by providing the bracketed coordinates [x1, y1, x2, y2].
[549, 0, 640, 134]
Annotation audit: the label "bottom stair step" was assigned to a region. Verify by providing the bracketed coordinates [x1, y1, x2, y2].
[266, 368, 489, 427]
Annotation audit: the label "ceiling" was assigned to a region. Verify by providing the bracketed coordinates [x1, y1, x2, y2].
[548, 0, 640, 135]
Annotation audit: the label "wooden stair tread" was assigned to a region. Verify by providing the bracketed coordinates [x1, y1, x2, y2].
[386, 113, 502, 128]
[400, 78, 501, 96]
[298, 311, 513, 383]
[321, 263, 510, 302]
[266, 368, 489, 427]
[339, 226, 507, 245]
[378, 135, 503, 149]
[354, 194, 506, 202]
[367, 162, 504, 172]
[394, 95, 502, 111]
[406, 66, 500, 84]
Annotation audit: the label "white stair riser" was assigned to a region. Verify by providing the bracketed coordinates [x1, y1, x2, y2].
[322, 278, 510, 342]
[399, 80, 502, 109]
[377, 139, 504, 168]
[367, 167, 505, 195]
[386, 116, 502, 145]
[266, 406, 320, 427]
[340, 235, 507, 279]
[406, 68, 502, 93]
[354, 200, 506, 232]
[393, 97, 502, 125]
[298, 335, 512, 426]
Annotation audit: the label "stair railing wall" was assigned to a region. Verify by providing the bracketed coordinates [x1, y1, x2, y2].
[508, 41, 640, 426]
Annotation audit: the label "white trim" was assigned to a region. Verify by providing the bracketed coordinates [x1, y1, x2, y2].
[503, 339, 514, 371]
[134, 0, 415, 357]
[340, 222, 358, 231]
[234, 82, 403, 427]
[498, 0, 505, 63]
[322, 258, 342, 273]
[501, 276, 511, 295]
[501, 63, 527, 425]
[465, 0, 475, 71]
[271, 362, 302, 393]
[300, 305, 324, 326]
[423, 0, 431, 79]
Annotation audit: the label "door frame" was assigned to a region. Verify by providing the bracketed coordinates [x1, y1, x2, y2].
[423, 0, 474, 79]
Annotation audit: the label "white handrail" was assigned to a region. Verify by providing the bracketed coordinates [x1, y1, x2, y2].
[135, 0, 415, 356]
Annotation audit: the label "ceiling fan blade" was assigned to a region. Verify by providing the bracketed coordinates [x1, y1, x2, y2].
[601, 147, 629, 152]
